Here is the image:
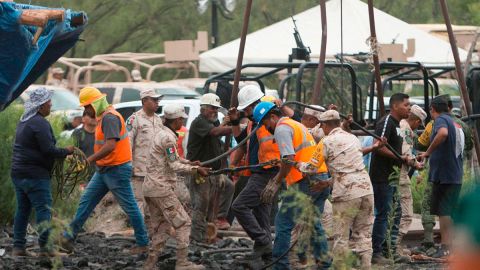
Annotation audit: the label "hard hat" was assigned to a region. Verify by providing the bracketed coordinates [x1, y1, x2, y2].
[200, 93, 222, 108]
[261, 95, 277, 103]
[131, 69, 142, 81]
[79, 86, 106, 107]
[237, 85, 264, 111]
[253, 101, 276, 123]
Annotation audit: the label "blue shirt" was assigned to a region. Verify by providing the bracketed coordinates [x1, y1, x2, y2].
[429, 113, 463, 184]
[11, 113, 70, 179]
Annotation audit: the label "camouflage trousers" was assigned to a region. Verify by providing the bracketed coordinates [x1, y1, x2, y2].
[131, 176, 147, 216]
[421, 182, 435, 244]
[398, 170, 413, 237]
[332, 195, 374, 269]
[144, 191, 191, 252]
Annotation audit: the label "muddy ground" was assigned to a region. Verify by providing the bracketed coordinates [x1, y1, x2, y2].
[0, 227, 447, 270]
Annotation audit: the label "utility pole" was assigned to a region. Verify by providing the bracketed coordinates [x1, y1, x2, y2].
[439, 0, 480, 167]
[211, 1, 219, 48]
[367, 0, 386, 116]
[312, 0, 327, 105]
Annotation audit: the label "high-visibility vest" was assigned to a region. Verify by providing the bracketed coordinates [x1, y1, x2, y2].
[256, 125, 280, 168]
[277, 117, 327, 186]
[177, 125, 188, 158]
[94, 106, 132, 166]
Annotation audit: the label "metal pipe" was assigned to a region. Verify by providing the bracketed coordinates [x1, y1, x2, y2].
[230, 0, 253, 108]
[439, 0, 480, 167]
[312, 0, 327, 105]
[367, 0, 386, 116]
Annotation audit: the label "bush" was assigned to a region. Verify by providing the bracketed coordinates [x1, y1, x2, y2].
[0, 104, 23, 225]
[0, 107, 80, 225]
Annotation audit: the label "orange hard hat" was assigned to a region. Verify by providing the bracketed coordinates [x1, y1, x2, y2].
[79, 87, 106, 107]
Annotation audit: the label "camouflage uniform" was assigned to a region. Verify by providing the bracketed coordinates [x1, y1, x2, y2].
[143, 125, 199, 266]
[309, 124, 325, 143]
[398, 120, 415, 244]
[304, 127, 374, 268]
[126, 109, 163, 215]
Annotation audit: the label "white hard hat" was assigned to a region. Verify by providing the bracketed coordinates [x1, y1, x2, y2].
[237, 85, 264, 111]
[131, 69, 142, 81]
[200, 93, 222, 108]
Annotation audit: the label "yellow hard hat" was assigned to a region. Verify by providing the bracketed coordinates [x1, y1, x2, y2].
[261, 95, 277, 103]
[79, 87, 106, 107]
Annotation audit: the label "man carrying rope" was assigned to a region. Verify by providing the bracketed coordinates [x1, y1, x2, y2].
[297, 110, 382, 269]
[61, 87, 149, 254]
[11, 87, 74, 257]
[228, 86, 280, 265]
[187, 93, 234, 244]
[254, 102, 331, 270]
[143, 104, 210, 270]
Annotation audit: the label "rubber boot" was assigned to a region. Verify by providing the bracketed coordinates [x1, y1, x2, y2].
[175, 248, 205, 270]
[143, 251, 159, 270]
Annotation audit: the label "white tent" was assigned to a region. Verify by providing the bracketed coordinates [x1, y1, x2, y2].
[199, 0, 468, 73]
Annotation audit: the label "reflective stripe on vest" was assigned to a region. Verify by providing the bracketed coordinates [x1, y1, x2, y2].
[277, 118, 321, 186]
[256, 125, 280, 168]
[94, 106, 132, 166]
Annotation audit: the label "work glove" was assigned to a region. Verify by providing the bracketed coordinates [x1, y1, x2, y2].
[261, 178, 281, 204]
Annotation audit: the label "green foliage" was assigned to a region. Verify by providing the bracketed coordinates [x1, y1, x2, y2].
[0, 104, 23, 225]
[0, 111, 80, 225]
[281, 188, 357, 268]
[385, 166, 400, 259]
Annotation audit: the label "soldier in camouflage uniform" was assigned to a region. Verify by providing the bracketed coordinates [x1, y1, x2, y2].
[126, 89, 164, 216]
[298, 110, 383, 269]
[396, 105, 426, 259]
[143, 104, 210, 270]
[415, 94, 473, 252]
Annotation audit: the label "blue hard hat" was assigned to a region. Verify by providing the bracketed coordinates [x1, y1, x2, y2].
[253, 101, 276, 123]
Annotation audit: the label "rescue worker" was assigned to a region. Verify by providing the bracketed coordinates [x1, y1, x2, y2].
[11, 87, 74, 257]
[301, 105, 325, 142]
[415, 94, 473, 254]
[126, 89, 163, 216]
[143, 104, 209, 270]
[254, 102, 331, 269]
[229, 87, 280, 265]
[396, 105, 426, 258]
[299, 105, 333, 230]
[61, 87, 149, 254]
[46, 67, 68, 88]
[296, 110, 378, 269]
[186, 93, 234, 244]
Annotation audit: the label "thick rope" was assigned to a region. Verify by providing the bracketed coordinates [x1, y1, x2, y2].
[52, 147, 91, 201]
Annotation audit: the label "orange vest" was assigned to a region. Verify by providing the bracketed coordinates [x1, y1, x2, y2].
[177, 126, 188, 158]
[94, 106, 132, 167]
[277, 118, 324, 186]
[256, 125, 280, 168]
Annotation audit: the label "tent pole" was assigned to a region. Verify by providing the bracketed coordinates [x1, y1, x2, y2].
[439, 0, 480, 167]
[367, 0, 385, 116]
[231, 0, 253, 107]
[312, 0, 327, 105]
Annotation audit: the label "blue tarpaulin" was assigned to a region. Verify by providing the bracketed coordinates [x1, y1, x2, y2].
[0, 2, 86, 111]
